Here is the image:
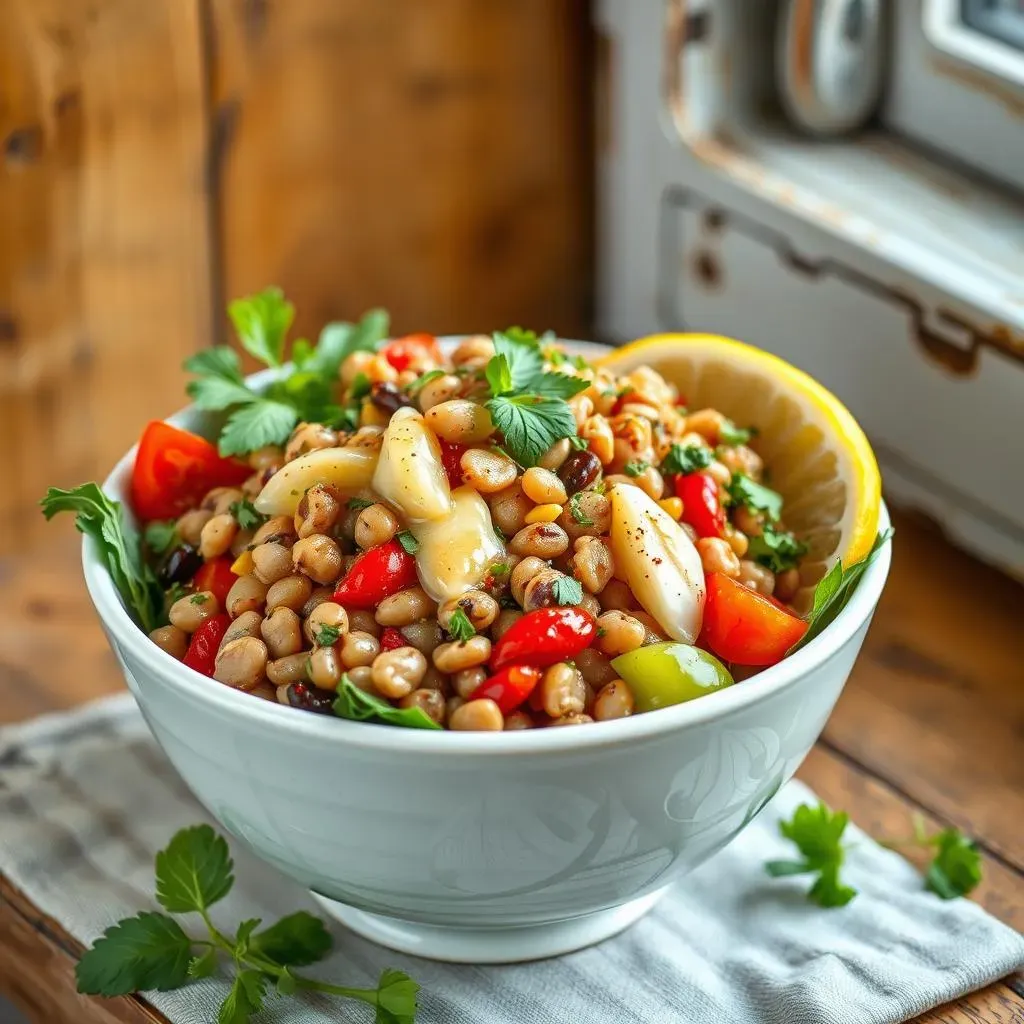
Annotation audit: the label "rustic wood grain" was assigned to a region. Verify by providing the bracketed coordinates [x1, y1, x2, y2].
[0, 0, 213, 555]
[208, 0, 593, 346]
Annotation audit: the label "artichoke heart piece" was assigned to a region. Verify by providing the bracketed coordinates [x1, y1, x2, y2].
[255, 447, 378, 516]
[372, 407, 453, 522]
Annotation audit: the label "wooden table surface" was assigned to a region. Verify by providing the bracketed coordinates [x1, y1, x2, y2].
[1, 510, 1022, 1023]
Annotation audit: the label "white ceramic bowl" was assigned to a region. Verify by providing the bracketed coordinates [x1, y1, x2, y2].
[82, 341, 891, 963]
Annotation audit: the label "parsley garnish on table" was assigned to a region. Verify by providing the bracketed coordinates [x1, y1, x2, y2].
[766, 802, 982, 907]
[76, 824, 420, 1023]
[483, 328, 588, 466]
[184, 287, 389, 456]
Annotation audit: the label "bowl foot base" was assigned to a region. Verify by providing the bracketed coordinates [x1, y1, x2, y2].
[310, 888, 667, 964]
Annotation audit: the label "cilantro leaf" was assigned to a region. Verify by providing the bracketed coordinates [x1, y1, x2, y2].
[233, 918, 261, 957]
[624, 460, 649, 477]
[568, 492, 595, 526]
[485, 353, 514, 396]
[218, 400, 299, 457]
[789, 530, 893, 653]
[552, 576, 583, 606]
[396, 530, 419, 555]
[376, 968, 420, 1024]
[76, 912, 194, 996]
[747, 524, 808, 574]
[447, 607, 477, 642]
[926, 829, 982, 899]
[407, 369, 445, 394]
[766, 802, 857, 907]
[229, 499, 266, 531]
[486, 394, 578, 467]
[526, 372, 589, 401]
[727, 473, 783, 521]
[41, 484, 164, 633]
[249, 912, 333, 967]
[184, 346, 245, 383]
[228, 287, 294, 368]
[719, 419, 755, 446]
[348, 497, 374, 511]
[569, 435, 588, 451]
[144, 520, 178, 556]
[315, 623, 342, 647]
[155, 824, 234, 914]
[661, 444, 712, 476]
[334, 675, 443, 730]
[218, 969, 267, 1024]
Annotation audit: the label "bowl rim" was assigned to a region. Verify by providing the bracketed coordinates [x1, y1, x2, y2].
[81, 339, 892, 756]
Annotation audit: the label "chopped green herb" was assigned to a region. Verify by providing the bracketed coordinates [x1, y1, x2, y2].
[596, 626, 608, 639]
[189, 593, 209, 605]
[568, 492, 595, 526]
[552, 576, 584, 606]
[144, 520, 178, 556]
[407, 369, 445, 394]
[166, 582, 190, 605]
[569, 435, 589, 451]
[333, 674, 442, 731]
[624, 460, 650, 477]
[727, 472, 783, 521]
[396, 530, 419, 555]
[488, 561, 511, 577]
[719, 419, 756, 446]
[446, 607, 477, 642]
[571, 354, 590, 371]
[229, 499, 266, 531]
[544, 348, 566, 366]
[661, 444, 713, 476]
[925, 828, 982, 899]
[314, 624, 342, 647]
[747, 524, 808, 574]
[347, 497, 373, 511]
[349, 372, 372, 401]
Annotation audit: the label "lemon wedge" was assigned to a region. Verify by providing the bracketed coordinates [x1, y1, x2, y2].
[597, 333, 881, 613]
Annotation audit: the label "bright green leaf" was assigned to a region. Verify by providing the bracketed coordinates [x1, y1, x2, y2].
[250, 912, 333, 967]
[768, 802, 857, 908]
[660, 444, 713, 476]
[727, 473, 783, 522]
[228, 287, 294, 368]
[747, 524, 808, 574]
[144, 520, 178, 556]
[218, 969, 267, 1024]
[926, 829, 982, 899]
[491, 330, 544, 392]
[188, 947, 218, 979]
[719, 419, 754, 446]
[552, 576, 583, 606]
[218, 400, 299, 457]
[233, 918, 261, 958]
[446, 607, 476, 642]
[334, 675, 442, 730]
[485, 394, 578, 467]
[155, 824, 234, 915]
[375, 968, 420, 1024]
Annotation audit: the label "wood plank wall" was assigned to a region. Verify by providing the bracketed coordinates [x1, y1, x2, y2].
[0, 0, 592, 552]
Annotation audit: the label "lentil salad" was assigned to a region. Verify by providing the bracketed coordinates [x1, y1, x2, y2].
[43, 288, 889, 732]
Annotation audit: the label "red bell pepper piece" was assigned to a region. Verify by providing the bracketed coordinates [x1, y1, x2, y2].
[490, 607, 597, 672]
[332, 540, 419, 610]
[182, 614, 231, 676]
[131, 420, 250, 522]
[438, 440, 468, 490]
[699, 573, 808, 666]
[379, 627, 407, 652]
[381, 333, 442, 372]
[469, 663, 542, 714]
[192, 557, 238, 608]
[675, 472, 726, 539]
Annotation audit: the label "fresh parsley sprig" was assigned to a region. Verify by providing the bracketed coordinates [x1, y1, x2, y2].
[767, 802, 982, 908]
[76, 825, 419, 1023]
[185, 288, 390, 457]
[483, 329, 588, 466]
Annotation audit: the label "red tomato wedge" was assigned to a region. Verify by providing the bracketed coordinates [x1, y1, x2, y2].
[182, 614, 231, 676]
[193, 557, 238, 608]
[699, 573, 808, 666]
[470, 664, 542, 715]
[130, 421, 250, 522]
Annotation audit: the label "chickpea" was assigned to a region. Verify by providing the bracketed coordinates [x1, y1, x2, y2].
[308, 645, 343, 690]
[504, 710, 535, 730]
[252, 541, 294, 585]
[537, 663, 586, 718]
[594, 611, 646, 657]
[301, 585, 334, 619]
[371, 646, 428, 698]
[349, 504, 398, 552]
[419, 666, 450, 693]
[260, 607, 303, 659]
[284, 422, 338, 462]
[400, 620, 443, 655]
[292, 534, 343, 585]
[149, 625, 187, 660]
[599, 578, 637, 612]
[346, 608, 380, 637]
[459, 448, 517, 492]
[376, 586, 436, 627]
[509, 522, 570, 559]
[726, 526, 749, 558]
[580, 415, 615, 465]
[399, 688, 447, 725]
[509, 557, 546, 606]
[522, 569, 573, 612]
[449, 698, 504, 731]
[340, 630, 380, 668]
[718, 443, 763, 480]
[538, 438, 571, 471]
[452, 666, 487, 700]
[631, 464, 665, 501]
[345, 665, 377, 692]
[521, 467, 567, 505]
[224, 574, 268, 617]
[549, 713, 594, 726]
[221, 610, 264, 648]
[304, 602, 349, 645]
[775, 568, 801, 604]
[294, 483, 341, 540]
[491, 608, 522, 641]
[557, 491, 611, 541]
[732, 506, 764, 538]
[450, 335, 495, 367]
[267, 652, 310, 687]
[697, 537, 742, 578]
[737, 559, 776, 595]
[438, 590, 498, 634]
[249, 681, 278, 702]
[417, 373, 462, 412]
[176, 508, 213, 547]
[433, 636, 491, 674]
[686, 408, 725, 443]
[572, 536, 614, 594]
[199, 513, 238, 561]
[169, 591, 219, 633]
[265, 574, 313, 613]
[488, 482, 533, 536]
[579, 592, 601, 618]
[248, 444, 283, 471]
[214, 637, 268, 690]
[575, 647, 618, 688]
[446, 695, 466, 718]
[253, 515, 296, 546]
[202, 486, 244, 515]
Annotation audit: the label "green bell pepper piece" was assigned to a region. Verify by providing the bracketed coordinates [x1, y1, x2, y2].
[611, 642, 734, 712]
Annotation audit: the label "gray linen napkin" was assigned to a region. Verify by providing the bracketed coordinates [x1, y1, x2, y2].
[1, 694, 1021, 1024]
